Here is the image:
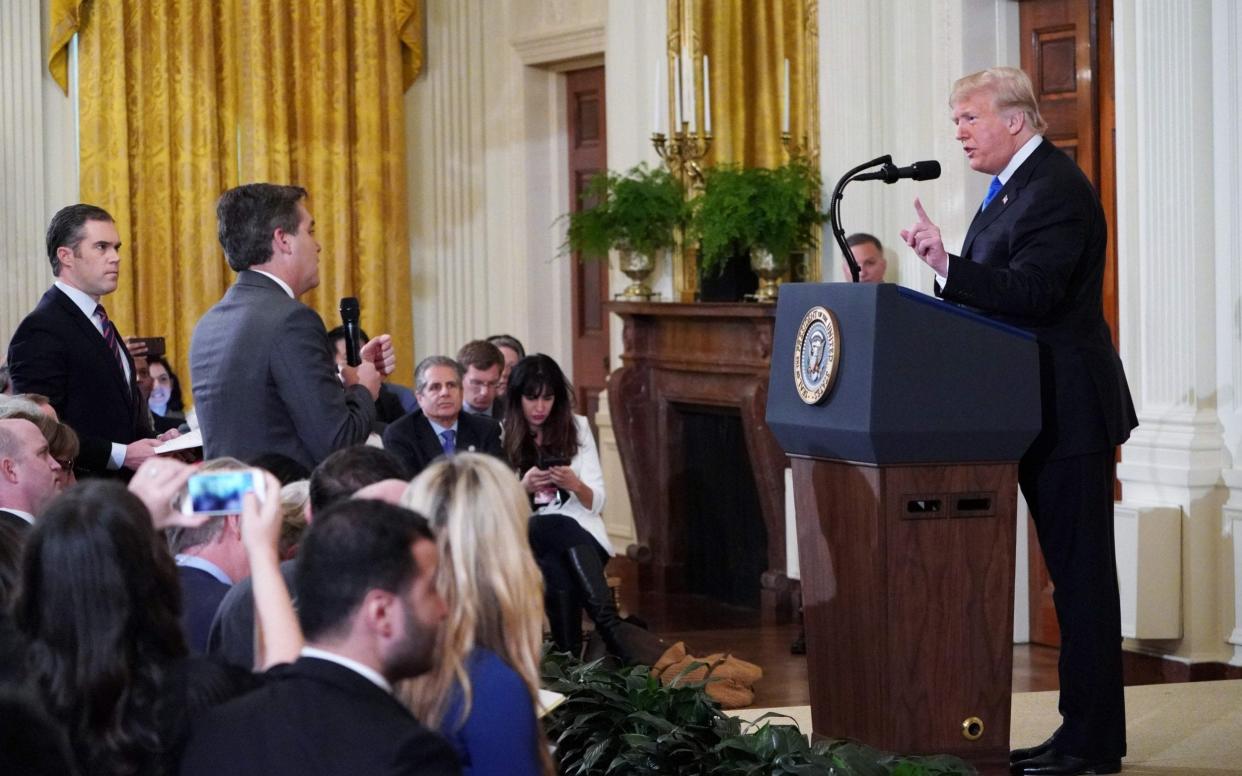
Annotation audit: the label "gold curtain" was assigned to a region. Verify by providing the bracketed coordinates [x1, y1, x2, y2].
[49, 0, 423, 389]
[675, 0, 814, 169]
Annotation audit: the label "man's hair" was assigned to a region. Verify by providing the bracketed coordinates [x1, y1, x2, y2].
[0, 399, 58, 443]
[414, 356, 463, 395]
[325, 325, 371, 348]
[456, 340, 503, 373]
[950, 66, 1048, 134]
[0, 421, 31, 463]
[846, 232, 882, 252]
[486, 334, 526, 360]
[165, 457, 249, 553]
[46, 204, 114, 276]
[216, 183, 308, 272]
[295, 499, 434, 641]
[308, 446, 407, 518]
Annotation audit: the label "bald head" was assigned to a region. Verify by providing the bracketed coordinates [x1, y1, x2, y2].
[0, 418, 63, 515]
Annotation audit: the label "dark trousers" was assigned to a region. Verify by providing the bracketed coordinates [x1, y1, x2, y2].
[527, 513, 607, 597]
[1019, 451, 1126, 759]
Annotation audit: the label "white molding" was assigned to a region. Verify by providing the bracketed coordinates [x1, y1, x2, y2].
[512, 22, 605, 68]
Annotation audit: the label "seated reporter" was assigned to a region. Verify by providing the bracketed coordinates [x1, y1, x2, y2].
[503, 355, 662, 665]
[11, 461, 274, 776]
[382, 356, 504, 479]
[400, 454, 552, 776]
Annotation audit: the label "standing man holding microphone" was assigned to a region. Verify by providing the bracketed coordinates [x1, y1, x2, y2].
[191, 184, 396, 470]
[902, 68, 1135, 776]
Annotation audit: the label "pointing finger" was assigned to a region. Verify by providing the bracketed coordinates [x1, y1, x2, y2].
[913, 197, 931, 224]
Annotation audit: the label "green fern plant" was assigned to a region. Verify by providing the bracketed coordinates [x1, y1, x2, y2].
[541, 649, 974, 776]
[563, 164, 689, 259]
[690, 160, 826, 276]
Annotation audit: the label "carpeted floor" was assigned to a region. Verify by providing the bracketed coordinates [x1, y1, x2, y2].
[733, 680, 1242, 774]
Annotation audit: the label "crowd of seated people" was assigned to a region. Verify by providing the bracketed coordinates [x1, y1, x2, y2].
[1, 300, 680, 776]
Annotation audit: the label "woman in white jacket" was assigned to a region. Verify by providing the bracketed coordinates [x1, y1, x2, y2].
[502, 354, 660, 664]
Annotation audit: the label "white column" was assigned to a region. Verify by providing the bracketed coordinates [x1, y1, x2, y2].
[0, 2, 54, 352]
[1212, 0, 1242, 663]
[1114, 0, 1232, 663]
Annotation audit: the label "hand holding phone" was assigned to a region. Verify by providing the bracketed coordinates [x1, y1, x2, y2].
[182, 469, 267, 516]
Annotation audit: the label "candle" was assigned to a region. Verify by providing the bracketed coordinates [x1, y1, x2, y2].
[683, 50, 696, 132]
[674, 54, 683, 128]
[703, 55, 711, 134]
[653, 56, 664, 134]
[782, 58, 791, 134]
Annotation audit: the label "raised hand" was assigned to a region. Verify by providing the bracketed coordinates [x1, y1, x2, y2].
[900, 197, 950, 275]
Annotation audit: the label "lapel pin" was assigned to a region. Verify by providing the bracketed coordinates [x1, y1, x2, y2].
[1002, 195, 1008, 205]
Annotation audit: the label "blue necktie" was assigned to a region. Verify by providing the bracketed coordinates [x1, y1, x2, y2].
[440, 429, 456, 456]
[981, 176, 1003, 210]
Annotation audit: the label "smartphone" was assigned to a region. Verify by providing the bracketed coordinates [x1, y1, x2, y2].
[537, 456, 571, 470]
[181, 469, 266, 516]
[131, 336, 166, 358]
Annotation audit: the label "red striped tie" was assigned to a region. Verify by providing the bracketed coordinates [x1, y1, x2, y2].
[94, 304, 127, 376]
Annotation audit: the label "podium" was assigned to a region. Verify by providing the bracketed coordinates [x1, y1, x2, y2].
[765, 283, 1040, 774]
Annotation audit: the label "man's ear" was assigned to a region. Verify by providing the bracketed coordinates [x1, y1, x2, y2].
[0, 458, 18, 484]
[56, 245, 75, 271]
[223, 514, 242, 541]
[272, 228, 292, 258]
[360, 589, 398, 640]
[303, 501, 313, 524]
[1007, 109, 1026, 135]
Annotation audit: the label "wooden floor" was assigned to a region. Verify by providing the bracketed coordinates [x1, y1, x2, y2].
[618, 584, 1124, 709]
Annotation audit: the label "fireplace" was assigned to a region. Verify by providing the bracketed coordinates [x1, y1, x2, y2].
[605, 301, 794, 621]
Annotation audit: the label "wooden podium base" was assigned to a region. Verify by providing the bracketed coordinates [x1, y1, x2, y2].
[792, 458, 1019, 775]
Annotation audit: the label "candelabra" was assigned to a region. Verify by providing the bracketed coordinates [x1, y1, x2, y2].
[781, 132, 819, 165]
[652, 126, 713, 188]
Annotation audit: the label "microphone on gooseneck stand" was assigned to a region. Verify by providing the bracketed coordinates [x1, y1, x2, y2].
[339, 297, 362, 367]
[852, 160, 942, 183]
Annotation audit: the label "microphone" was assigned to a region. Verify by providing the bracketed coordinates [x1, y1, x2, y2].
[853, 160, 941, 184]
[339, 297, 362, 367]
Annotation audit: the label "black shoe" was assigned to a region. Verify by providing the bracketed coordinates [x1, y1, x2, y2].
[1010, 733, 1058, 764]
[565, 544, 666, 665]
[1010, 752, 1121, 775]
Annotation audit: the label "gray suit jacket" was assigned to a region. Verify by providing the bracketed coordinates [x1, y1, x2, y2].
[190, 271, 376, 470]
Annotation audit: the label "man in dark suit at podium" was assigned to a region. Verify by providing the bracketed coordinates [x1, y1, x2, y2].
[902, 67, 1136, 776]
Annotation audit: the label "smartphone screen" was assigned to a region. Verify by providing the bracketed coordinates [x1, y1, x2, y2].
[185, 470, 257, 516]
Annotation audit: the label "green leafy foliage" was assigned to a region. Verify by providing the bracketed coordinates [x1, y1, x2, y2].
[689, 160, 827, 275]
[564, 164, 689, 259]
[541, 650, 975, 776]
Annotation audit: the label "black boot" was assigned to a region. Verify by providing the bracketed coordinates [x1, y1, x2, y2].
[544, 589, 582, 658]
[565, 544, 667, 666]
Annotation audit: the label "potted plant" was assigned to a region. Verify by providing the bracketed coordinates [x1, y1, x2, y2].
[564, 163, 688, 299]
[690, 160, 826, 301]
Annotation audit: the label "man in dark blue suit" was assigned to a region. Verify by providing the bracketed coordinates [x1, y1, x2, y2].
[382, 356, 505, 479]
[903, 67, 1136, 776]
[8, 205, 164, 478]
[180, 500, 458, 776]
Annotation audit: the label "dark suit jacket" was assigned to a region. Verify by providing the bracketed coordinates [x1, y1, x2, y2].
[382, 409, 504, 479]
[7, 286, 153, 475]
[0, 510, 32, 534]
[938, 138, 1137, 462]
[177, 566, 231, 656]
[179, 656, 460, 776]
[190, 271, 376, 470]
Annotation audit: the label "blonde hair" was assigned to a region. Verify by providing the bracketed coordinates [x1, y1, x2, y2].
[278, 479, 310, 558]
[397, 453, 552, 774]
[950, 66, 1048, 134]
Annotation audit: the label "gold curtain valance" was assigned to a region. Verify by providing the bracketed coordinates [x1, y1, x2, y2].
[48, 0, 425, 94]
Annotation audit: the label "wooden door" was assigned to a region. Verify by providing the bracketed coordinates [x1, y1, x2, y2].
[1019, 0, 1117, 647]
[566, 66, 609, 438]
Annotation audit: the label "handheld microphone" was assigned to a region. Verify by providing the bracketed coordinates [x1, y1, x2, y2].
[853, 160, 941, 184]
[339, 297, 362, 367]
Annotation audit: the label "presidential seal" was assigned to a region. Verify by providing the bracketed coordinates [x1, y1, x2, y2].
[793, 306, 840, 405]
